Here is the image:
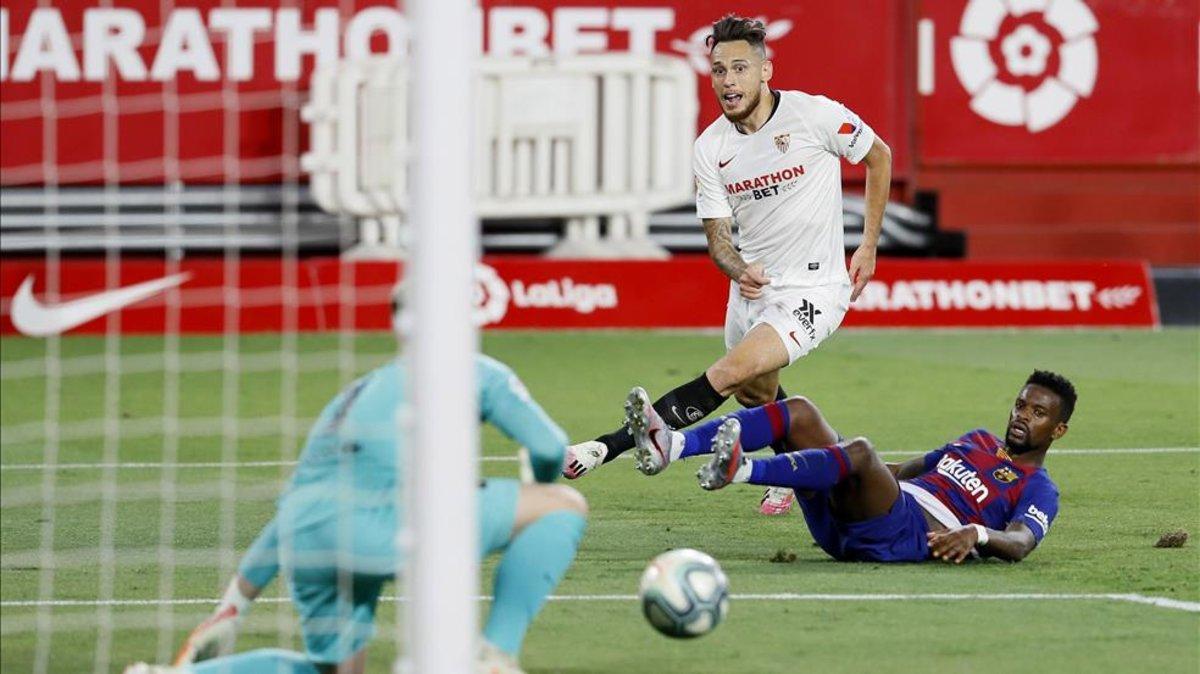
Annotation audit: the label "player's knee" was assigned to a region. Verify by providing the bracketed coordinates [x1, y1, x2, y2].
[785, 396, 820, 427]
[706, 359, 753, 394]
[842, 436, 880, 471]
[734, 388, 774, 408]
[547, 484, 589, 517]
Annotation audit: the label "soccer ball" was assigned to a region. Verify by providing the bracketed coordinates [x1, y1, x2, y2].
[638, 548, 729, 638]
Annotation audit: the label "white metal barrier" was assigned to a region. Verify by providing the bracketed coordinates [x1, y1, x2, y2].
[301, 54, 697, 258]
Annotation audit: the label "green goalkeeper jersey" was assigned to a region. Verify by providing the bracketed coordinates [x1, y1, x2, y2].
[286, 353, 567, 498]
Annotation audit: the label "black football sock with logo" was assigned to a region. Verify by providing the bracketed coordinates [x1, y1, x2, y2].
[595, 372, 728, 462]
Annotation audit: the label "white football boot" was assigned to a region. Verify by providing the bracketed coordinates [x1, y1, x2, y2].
[697, 417, 746, 490]
[172, 605, 240, 665]
[758, 486, 796, 515]
[626, 387, 675, 476]
[562, 440, 608, 479]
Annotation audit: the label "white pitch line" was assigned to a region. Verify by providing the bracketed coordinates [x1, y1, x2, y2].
[1, 593, 1196, 613]
[1, 447, 1196, 471]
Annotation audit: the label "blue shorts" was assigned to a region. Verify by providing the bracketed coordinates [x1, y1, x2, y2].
[279, 478, 520, 664]
[796, 488, 931, 563]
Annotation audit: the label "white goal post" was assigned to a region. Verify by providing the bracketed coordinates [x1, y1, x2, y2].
[401, 0, 480, 671]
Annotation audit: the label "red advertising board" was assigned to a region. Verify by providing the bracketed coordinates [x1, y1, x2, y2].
[0, 256, 1158, 335]
[0, 0, 908, 186]
[915, 0, 1200, 164]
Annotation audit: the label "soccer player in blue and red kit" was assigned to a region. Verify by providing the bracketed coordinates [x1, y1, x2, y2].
[624, 370, 1075, 562]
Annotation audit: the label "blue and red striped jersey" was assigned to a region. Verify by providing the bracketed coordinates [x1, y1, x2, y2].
[905, 429, 1059, 542]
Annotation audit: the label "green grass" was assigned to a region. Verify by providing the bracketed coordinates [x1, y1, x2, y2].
[2, 329, 1198, 672]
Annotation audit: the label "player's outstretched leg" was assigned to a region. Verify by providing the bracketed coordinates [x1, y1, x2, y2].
[706, 437, 899, 526]
[483, 485, 588, 662]
[126, 649, 318, 674]
[626, 386, 683, 475]
[677, 398, 789, 461]
[697, 417, 748, 490]
[565, 371, 730, 479]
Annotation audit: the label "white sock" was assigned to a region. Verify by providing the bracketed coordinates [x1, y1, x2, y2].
[218, 578, 252, 619]
[732, 460, 753, 484]
[668, 431, 686, 462]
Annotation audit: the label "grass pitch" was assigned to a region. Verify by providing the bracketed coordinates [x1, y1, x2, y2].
[2, 329, 1198, 672]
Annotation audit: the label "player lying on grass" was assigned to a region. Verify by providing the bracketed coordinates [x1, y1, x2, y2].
[129, 328, 586, 674]
[563, 14, 893, 519]
[623, 370, 1074, 563]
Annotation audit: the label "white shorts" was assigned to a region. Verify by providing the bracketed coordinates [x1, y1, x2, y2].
[724, 281, 851, 365]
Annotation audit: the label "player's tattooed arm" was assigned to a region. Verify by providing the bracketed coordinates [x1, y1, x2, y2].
[702, 217, 747, 280]
[703, 218, 771, 299]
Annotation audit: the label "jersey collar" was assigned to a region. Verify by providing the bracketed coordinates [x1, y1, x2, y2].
[734, 89, 782, 136]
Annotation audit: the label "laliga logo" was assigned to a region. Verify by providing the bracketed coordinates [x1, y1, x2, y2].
[474, 263, 512, 326]
[472, 263, 620, 326]
[950, 0, 1099, 132]
[670, 17, 793, 75]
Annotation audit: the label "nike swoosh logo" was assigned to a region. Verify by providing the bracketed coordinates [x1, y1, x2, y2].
[788, 331, 804, 348]
[10, 272, 191, 336]
[718, 156, 736, 168]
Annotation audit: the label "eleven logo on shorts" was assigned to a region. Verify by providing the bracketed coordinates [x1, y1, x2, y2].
[791, 299, 822, 340]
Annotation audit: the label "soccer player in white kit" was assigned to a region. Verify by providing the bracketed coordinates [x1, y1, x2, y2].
[565, 15, 893, 517]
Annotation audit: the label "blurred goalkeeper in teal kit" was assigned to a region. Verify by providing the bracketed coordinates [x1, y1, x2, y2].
[127, 288, 588, 674]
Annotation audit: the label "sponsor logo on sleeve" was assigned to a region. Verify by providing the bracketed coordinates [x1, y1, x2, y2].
[1023, 503, 1051, 534]
[840, 117, 865, 150]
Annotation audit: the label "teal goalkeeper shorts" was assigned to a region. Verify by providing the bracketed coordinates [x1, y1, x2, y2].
[279, 478, 520, 664]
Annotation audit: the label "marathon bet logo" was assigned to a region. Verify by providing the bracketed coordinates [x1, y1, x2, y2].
[936, 455, 990, 504]
[854, 280, 1142, 312]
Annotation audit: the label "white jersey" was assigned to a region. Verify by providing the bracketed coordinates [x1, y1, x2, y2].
[694, 90, 875, 287]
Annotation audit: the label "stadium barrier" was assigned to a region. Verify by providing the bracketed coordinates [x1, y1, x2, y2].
[301, 54, 697, 258]
[1, 257, 1157, 334]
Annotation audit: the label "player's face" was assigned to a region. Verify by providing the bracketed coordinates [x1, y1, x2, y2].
[709, 40, 772, 122]
[1005, 384, 1068, 453]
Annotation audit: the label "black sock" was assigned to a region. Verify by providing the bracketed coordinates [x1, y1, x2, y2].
[596, 373, 728, 461]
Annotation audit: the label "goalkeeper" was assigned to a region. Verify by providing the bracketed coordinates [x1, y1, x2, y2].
[131, 297, 587, 674]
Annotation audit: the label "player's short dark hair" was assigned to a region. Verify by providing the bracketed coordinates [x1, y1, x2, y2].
[705, 14, 767, 57]
[1026, 370, 1077, 422]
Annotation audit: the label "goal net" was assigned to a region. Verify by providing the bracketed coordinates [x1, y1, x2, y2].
[0, 3, 444, 671]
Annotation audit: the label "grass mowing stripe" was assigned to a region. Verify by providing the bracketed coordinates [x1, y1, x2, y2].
[2, 447, 1196, 471]
[2, 593, 1196, 613]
